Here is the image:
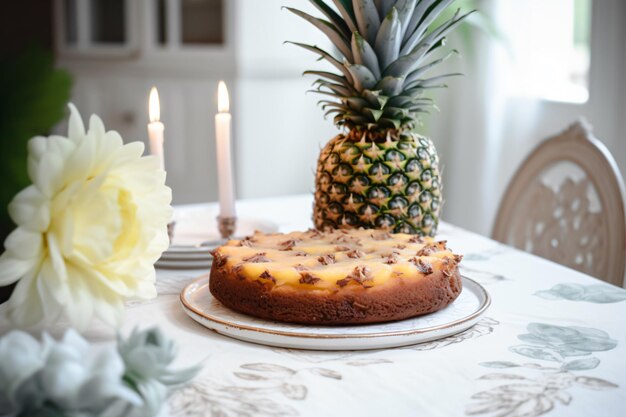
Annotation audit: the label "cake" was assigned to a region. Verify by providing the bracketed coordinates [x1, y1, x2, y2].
[209, 229, 463, 325]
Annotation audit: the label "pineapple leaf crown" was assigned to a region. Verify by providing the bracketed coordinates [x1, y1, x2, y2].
[286, 0, 473, 135]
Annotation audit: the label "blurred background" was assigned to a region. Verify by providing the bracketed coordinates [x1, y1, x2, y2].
[1, 0, 625, 241]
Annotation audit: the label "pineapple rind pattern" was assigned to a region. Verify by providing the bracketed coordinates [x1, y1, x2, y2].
[314, 132, 441, 236]
[288, 0, 470, 236]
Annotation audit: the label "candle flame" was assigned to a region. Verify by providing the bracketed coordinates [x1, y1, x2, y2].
[149, 86, 160, 122]
[218, 81, 229, 113]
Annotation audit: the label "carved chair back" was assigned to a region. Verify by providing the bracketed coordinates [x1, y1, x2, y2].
[492, 121, 626, 287]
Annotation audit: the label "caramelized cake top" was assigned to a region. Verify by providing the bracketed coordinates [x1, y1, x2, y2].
[212, 229, 462, 290]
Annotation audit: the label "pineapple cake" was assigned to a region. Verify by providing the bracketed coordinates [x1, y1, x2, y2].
[287, 0, 472, 236]
[209, 229, 462, 324]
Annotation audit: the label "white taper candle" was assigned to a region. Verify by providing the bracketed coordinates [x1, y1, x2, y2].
[215, 81, 236, 217]
[147, 86, 165, 171]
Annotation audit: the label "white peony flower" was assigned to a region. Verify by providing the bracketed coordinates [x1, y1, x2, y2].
[0, 104, 172, 330]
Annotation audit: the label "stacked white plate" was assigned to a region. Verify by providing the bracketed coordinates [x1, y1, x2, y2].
[155, 214, 280, 269]
[155, 242, 216, 270]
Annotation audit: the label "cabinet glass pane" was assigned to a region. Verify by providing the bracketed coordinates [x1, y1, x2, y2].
[91, 0, 126, 44]
[181, 0, 223, 44]
[156, 0, 167, 45]
[64, 0, 77, 44]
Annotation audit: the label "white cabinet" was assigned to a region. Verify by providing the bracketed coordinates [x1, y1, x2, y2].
[55, 0, 335, 205]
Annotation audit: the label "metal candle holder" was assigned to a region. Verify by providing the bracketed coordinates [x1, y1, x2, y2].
[217, 216, 237, 239]
[167, 221, 176, 243]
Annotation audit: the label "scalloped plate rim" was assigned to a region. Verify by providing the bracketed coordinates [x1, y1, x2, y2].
[180, 275, 490, 350]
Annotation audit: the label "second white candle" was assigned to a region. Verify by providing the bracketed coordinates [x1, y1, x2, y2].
[215, 81, 236, 218]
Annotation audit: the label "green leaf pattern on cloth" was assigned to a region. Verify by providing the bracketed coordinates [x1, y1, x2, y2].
[168, 363, 343, 417]
[467, 323, 619, 417]
[535, 283, 626, 303]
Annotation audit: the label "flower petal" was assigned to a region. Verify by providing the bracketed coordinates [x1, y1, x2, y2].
[31, 147, 67, 198]
[7, 270, 46, 328]
[0, 331, 45, 397]
[67, 103, 86, 143]
[61, 329, 90, 355]
[39, 258, 69, 307]
[26, 136, 47, 183]
[136, 379, 167, 416]
[40, 346, 88, 407]
[89, 114, 106, 139]
[63, 127, 96, 187]
[46, 233, 68, 283]
[63, 274, 94, 331]
[3, 228, 43, 260]
[0, 228, 42, 286]
[0, 253, 35, 286]
[27, 135, 75, 197]
[93, 293, 124, 328]
[7, 186, 50, 232]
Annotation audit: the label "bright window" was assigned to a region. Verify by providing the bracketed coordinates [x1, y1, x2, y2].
[498, 0, 591, 103]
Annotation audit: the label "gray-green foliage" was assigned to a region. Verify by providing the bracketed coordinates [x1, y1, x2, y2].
[0, 328, 200, 417]
[286, 0, 473, 132]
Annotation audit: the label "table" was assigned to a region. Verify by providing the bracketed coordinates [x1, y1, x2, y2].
[28, 195, 626, 416]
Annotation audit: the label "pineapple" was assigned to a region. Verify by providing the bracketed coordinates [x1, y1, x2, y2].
[287, 0, 472, 236]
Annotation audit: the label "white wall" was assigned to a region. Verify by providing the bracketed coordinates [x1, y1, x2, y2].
[232, 0, 338, 198]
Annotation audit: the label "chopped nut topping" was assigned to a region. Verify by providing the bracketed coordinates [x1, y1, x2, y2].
[416, 242, 444, 256]
[336, 265, 373, 287]
[299, 272, 321, 285]
[408, 235, 424, 244]
[259, 270, 276, 283]
[317, 254, 336, 265]
[220, 229, 462, 290]
[335, 277, 350, 287]
[278, 239, 296, 251]
[242, 253, 271, 263]
[381, 252, 398, 264]
[331, 235, 361, 245]
[306, 228, 324, 238]
[410, 257, 433, 275]
[346, 249, 365, 259]
[232, 264, 245, 279]
[441, 255, 462, 276]
[212, 251, 228, 268]
[241, 235, 257, 245]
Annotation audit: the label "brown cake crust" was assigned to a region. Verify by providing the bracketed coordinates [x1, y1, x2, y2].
[209, 259, 462, 325]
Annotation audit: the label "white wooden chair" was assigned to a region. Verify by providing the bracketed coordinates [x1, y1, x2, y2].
[492, 121, 626, 287]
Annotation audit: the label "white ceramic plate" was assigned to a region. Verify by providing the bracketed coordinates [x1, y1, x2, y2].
[164, 245, 215, 255]
[155, 259, 213, 270]
[159, 251, 213, 261]
[180, 276, 491, 350]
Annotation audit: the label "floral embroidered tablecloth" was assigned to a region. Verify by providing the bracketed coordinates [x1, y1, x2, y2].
[118, 195, 626, 417]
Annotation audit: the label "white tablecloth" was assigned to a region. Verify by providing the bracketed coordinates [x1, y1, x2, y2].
[17, 195, 626, 416]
